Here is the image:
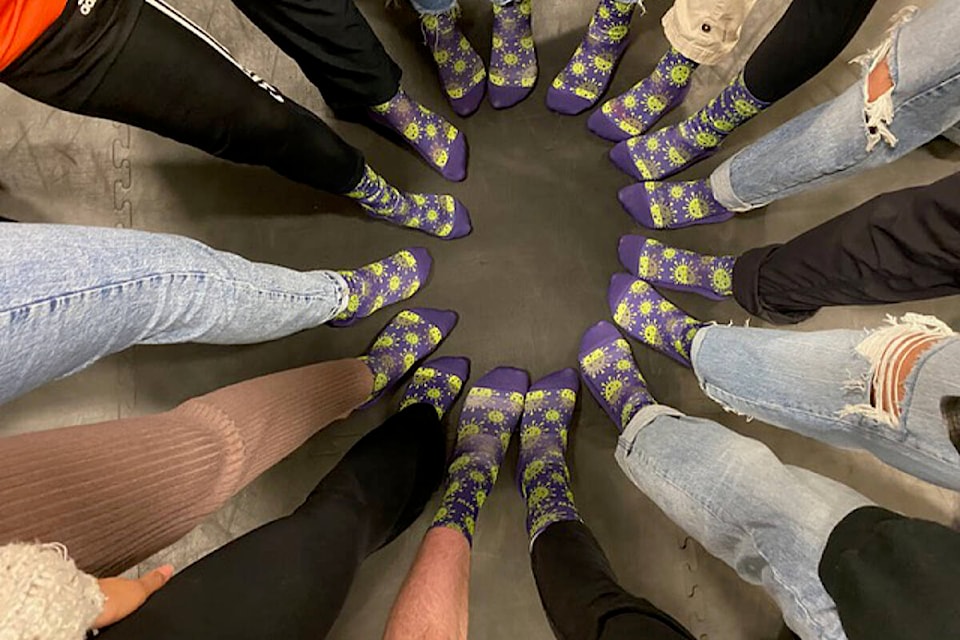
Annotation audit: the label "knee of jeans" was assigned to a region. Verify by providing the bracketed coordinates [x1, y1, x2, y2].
[839, 313, 955, 430]
[851, 6, 918, 152]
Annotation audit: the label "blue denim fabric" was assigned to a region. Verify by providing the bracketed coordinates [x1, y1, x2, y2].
[690, 324, 960, 490]
[711, 0, 960, 210]
[0, 223, 347, 406]
[409, 0, 512, 15]
[616, 407, 870, 640]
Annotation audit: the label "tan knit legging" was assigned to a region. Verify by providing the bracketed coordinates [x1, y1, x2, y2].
[0, 358, 372, 576]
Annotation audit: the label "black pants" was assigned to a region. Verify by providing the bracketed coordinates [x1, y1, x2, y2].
[743, 0, 879, 103]
[98, 403, 446, 640]
[733, 172, 960, 324]
[532, 521, 696, 640]
[0, 0, 401, 194]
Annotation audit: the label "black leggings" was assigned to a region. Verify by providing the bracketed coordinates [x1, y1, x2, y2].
[532, 521, 696, 640]
[1, 0, 401, 194]
[98, 403, 446, 640]
[743, 0, 879, 103]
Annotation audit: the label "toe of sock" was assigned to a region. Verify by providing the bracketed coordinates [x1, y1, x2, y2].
[617, 184, 658, 228]
[578, 321, 622, 358]
[546, 87, 593, 115]
[409, 307, 459, 336]
[609, 142, 641, 181]
[489, 84, 534, 110]
[587, 109, 630, 142]
[423, 355, 471, 382]
[445, 200, 473, 240]
[442, 133, 468, 182]
[451, 83, 486, 117]
[475, 367, 530, 395]
[607, 272, 636, 313]
[617, 234, 648, 274]
[530, 368, 579, 393]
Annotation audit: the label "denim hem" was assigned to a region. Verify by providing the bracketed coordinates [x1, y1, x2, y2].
[616, 404, 686, 463]
[330, 271, 351, 318]
[709, 158, 754, 212]
[410, 0, 458, 16]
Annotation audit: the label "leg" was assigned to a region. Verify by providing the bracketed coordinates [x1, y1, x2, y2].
[0, 358, 373, 576]
[0, 223, 433, 405]
[488, 0, 538, 110]
[97, 403, 447, 639]
[415, 0, 487, 116]
[691, 319, 960, 490]
[616, 409, 873, 640]
[532, 521, 695, 640]
[229, 0, 401, 111]
[731, 173, 960, 323]
[711, 1, 960, 211]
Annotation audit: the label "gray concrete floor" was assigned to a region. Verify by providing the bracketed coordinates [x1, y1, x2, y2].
[2, 0, 959, 637]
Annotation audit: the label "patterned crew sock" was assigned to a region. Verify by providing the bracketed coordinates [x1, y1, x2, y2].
[546, 0, 636, 115]
[359, 308, 459, 406]
[589, 47, 698, 142]
[369, 89, 468, 182]
[518, 369, 581, 545]
[608, 274, 704, 368]
[330, 248, 432, 327]
[578, 321, 655, 431]
[431, 367, 529, 544]
[488, 0, 538, 109]
[618, 235, 734, 301]
[345, 165, 472, 240]
[399, 356, 471, 418]
[618, 179, 735, 229]
[422, 10, 487, 117]
[610, 73, 769, 181]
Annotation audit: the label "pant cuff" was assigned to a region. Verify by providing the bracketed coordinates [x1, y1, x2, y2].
[732, 245, 818, 325]
[709, 156, 755, 212]
[410, 0, 458, 16]
[617, 404, 685, 456]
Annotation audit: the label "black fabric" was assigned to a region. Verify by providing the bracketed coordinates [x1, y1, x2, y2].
[2, 0, 370, 193]
[99, 403, 447, 640]
[732, 172, 960, 324]
[230, 0, 401, 112]
[819, 506, 960, 640]
[743, 0, 878, 103]
[531, 521, 695, 640]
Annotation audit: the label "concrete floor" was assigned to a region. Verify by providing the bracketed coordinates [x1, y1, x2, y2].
[2, 0, 959, 637]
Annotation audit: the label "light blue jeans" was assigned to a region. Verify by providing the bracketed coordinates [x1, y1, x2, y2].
[711, 0, 960, 211]
[410, 0, 512, 16]
[0, 223, 349, 406]
[616, 406, 870, 640]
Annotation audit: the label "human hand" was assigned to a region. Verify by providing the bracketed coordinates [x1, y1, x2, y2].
[93, 565, 174, 628]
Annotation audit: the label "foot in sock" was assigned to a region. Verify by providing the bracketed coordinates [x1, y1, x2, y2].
[546, 0, 636, 115]
[369, 89, 468, 181]
[330, 248, 432, 327]
[346, 165, 471, 239]
[610, 73, 769, 181]
[422, 10, 487, 117]
[518, 369, 581, 544]
[578, 321, 654, 431]
[608, 273, 703, 367]
[488, 0, 538, 109]
[619, 179, 735, 229]
[431, 367, 529, 544]
[399, 356, 470, 418]
[589, 47, 698, 142]
[618, 235, 734, 301]
[360, 308, 458, 406]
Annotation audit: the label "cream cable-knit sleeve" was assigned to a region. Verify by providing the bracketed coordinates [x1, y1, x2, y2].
[0, 542, 104, 640]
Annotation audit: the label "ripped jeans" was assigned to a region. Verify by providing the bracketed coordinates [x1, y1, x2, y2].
[691, 316, 960, 490]
[711, 0, 960, 211]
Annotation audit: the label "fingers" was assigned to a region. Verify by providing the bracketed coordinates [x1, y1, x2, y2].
[138, 564, 175, 596]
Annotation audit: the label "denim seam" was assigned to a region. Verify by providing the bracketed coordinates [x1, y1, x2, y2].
[628, 445, 831, 638]
[0, 270, 340, 316]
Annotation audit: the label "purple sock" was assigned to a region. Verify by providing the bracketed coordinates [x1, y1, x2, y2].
[588, 47, 698, 142]
[618, 235, 735, 301]
[399, 356, 470, 418]
[369, 89, 468, 182]
[610, 73, 769, 181]
[359, 308, 458, 406]
[346, 165, 472, 239]
[608, 273, 703, 368]
[518, 369, 581, 543]
[618, 179, 735, 229]
[546, 0, 636, 115]
[422, 10, 487, 117]
[330, 248, 432, 327]
[488, 0, 538, 109]
[431, 367, 529, 544]
[578, 321, 654, 431]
